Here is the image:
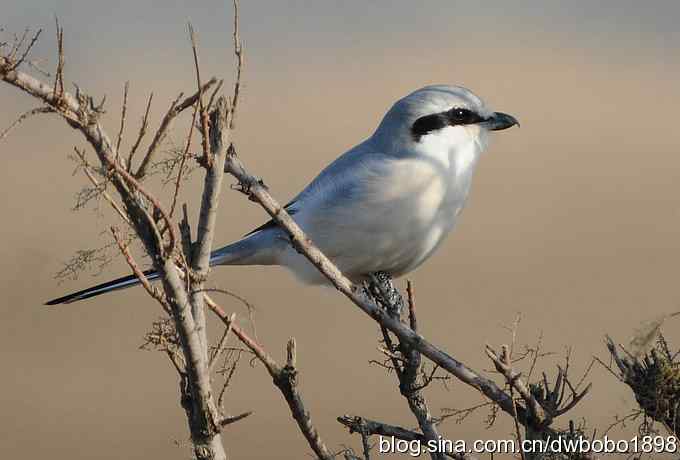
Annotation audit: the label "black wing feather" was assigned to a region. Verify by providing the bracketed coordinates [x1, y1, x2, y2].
[243, 202, 298, 236]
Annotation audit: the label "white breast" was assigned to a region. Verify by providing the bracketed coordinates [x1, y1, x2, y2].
[280, 126, 485, 284]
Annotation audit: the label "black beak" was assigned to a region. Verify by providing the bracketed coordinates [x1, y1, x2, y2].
[484, 112, 520, 131]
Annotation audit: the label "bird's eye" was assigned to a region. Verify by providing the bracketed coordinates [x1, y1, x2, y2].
[412, 107, 483, 141]
[448, 108, 474, 124]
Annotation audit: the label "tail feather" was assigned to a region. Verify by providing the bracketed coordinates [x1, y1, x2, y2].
[44, 230, 282, 305]
[209, 232, 280, 266]
[45, 269, 159, 305]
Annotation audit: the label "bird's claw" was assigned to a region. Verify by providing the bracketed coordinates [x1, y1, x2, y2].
[365, 272, 403, 318]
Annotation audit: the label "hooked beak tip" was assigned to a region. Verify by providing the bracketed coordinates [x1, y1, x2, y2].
[487, 112, 519, 131]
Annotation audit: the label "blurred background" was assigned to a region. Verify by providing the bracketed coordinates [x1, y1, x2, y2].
[1, 1, 679, 458]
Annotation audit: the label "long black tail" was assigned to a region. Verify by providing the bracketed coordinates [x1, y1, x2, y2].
[44, 269, 159, 305]
[44, 229, 279, 305]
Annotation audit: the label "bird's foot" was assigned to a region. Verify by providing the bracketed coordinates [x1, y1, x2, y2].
[365, 272, 403, 319]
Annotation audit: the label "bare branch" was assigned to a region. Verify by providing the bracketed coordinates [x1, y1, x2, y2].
[134, 78, 217, 179]
[140, 316, 185, 374]
[107, 153, 179, 257]
[436, 402, 496, 425]
[219, 411, 252, 427]
[216, 347, 243, 410]
[127, 92, 153, 170]
[188, 22, 212, 169]
[485, 344, 546, 425]
[55, 244, 117, 282]
[205, 295, 333, 460]
[337, 416, 477, 460]
[229, 0, 243, 129]
[0, 55, 79, 120]
[406, 280, 416, 331]
[111, 226, 168, 310]
[367, 276, 445, 460]
[115, 81, 129, 156]
[6, 28, 41, 71]
[207, 79, 224, 112]
[186, 96, 232, 359]
[210, 312, 235, 371]
[338, 415, 425, 443]
[170, 99, 199, 217]
[72, 147, 131, 224]
[0, 105, 54, 141]
[53, 18, 64, 101]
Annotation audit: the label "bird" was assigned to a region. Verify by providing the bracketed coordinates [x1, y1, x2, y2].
[46, 85, 518, 305]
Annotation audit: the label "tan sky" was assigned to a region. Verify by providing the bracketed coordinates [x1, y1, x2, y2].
[1, 1, 679, 459]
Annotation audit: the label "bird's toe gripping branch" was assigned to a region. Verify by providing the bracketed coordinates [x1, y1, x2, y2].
[365, 272, 404, 318]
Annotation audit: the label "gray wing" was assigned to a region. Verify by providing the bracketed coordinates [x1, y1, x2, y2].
[244, 138, 381, 236]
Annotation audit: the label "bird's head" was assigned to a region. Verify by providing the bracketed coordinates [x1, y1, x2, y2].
[372, 85, 518, 156]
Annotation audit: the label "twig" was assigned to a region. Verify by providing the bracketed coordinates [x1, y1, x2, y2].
[368, 276, 444, 460]
[229, 0, 243, 129]
[200, 287, 255, 315]
[52, 18, 64, 101]
[7, 28, 41, 71]
[7, 28, 29, 61]
[170, 99, 199, 217]
[207, 79, 224, 112]
[188, 22, 212, 169]
[436, 401, 496, 425]
[115, 81, 129, 157]
[219, 411, 252, 427]
[127, 92, 153, 170]
[111, 226, 168, 310]
[525, 332, 544, 383]
[485, 344, 545, 425]
[406, 280, 416, 331]
[553, 382, 592, 417]
[215, 346, 243, 411]
[205, 295, 333, 460]
[210, 312, 235, 371]
[502, 345, 526, 460]
[337, 416, 477, 460]
[359, 425, 371, 460]
[105, 151, 179, 257]
[0, 106, 53, 141]
[134, 77, 217, 179]
[72, 147, 130, 225]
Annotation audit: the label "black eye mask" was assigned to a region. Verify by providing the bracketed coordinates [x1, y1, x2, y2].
[411, 107, 485, 141]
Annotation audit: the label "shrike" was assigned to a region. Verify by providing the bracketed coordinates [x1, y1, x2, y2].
[46, 85, 518, 305]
